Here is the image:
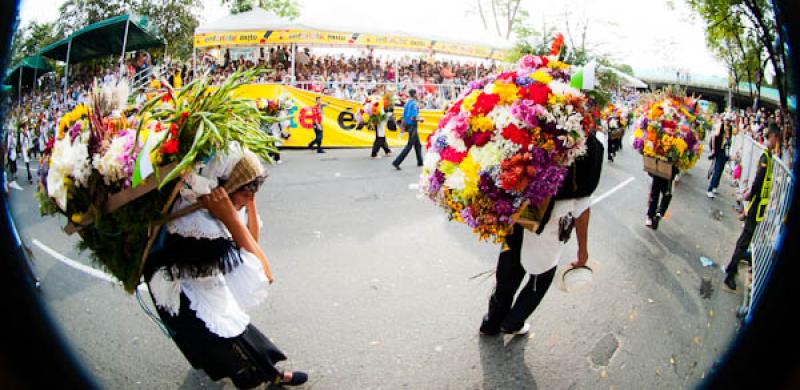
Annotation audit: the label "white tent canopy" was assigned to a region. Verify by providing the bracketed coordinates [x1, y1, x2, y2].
[195, 8, 313, 33]
[599, 65, 648, 89]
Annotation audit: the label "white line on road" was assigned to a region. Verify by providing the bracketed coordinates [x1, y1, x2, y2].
[592, 176, 635, 206]
[32, 239, 118, 284]
[32, 239, 150, 292]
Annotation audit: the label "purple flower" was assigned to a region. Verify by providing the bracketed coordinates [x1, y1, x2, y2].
[511, 100, 541, 128]
[460, 207, 479, 228]
[429, 170, 445, 194]
[633, 137, 644, 151]
[69, 122, 82, 142]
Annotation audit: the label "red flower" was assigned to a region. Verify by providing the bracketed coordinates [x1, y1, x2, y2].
[502, 124, 531, 147]
[449, 99, 464, 114]
[169, 123, 178, 137]
[519, 82, 551, 105]
[497, 72, 516, 82]
[471, 93, 499, 116]
[661, 120, 676, 130]
[161, 93, 171, 103]
[440, 147, 468, 163]
[470, 131, 492, 147]
[161, 138, 179, 154]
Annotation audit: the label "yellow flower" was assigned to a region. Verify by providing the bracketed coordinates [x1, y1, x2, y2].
[470, 115, 494, 132]
[490, 81, 519, 105]
[461, 90, 482, 114]
[460, 155, 480, 200]
[531, 70, 553, 84]
[548, 93, 566, 106]
[633, 127, 643, 139]
[674, 138, 688, 154]
[547, 59, 569, 70]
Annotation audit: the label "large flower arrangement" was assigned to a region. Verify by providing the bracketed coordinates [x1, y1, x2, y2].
[357, 96, 389, 129]
[256, 95, 291, 117]
[632, 94, 703, 171]
[37, 71, 278, 291]
[602, 103, 629, 139]
[420, 51, 596, 242]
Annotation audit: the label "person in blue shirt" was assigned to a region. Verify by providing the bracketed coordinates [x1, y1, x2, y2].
[392, 89, 424, 170]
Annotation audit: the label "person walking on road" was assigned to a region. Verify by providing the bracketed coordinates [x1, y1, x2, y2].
[145, 149, 308, 387]
[707, 117, 731, 198]
[307, 96, 327, 153]
[645, 165, 679, 230]
[480, 133, 603, 336]
[371, 89, 393, 159]
[723, 124, 779, 290]
[392, 89, 423, 170]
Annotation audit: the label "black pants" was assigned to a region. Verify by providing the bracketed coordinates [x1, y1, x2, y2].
[481, 226, 557, 333]
[308, 125, 323, 151]
[371, 136, 391, 157]
[726, 213, 757, 277]
[647, 175, 674, 219]
[392, 124, 422, 166]
[150, 291, 286, 388]
[25, 161, 32, 182]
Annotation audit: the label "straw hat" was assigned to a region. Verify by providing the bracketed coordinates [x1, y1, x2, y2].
[223, 149, 266, 194]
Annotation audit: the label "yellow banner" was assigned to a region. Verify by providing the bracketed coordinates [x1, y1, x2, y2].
[194, 30, 507, 61]
[234, 84, 443, 148]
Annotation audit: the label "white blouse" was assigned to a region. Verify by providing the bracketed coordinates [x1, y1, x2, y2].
[149, 209, 268, 338]
[517, 196, 592, 275]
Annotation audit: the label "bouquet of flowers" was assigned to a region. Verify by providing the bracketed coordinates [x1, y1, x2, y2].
[420, 51, 596, 242]
[602, 103, 626, 139]
[37, 70, 278, 291]
[256, 95, 291, 117]
[357, 96, 389, 129]
[632, 94, 703, 172]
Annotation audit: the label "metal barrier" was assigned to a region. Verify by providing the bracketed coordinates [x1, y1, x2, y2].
[272, 81, 469, 109]
[730, 133, 765, 197]
[732, 135, 795, 322]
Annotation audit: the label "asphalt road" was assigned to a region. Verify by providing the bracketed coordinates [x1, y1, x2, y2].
[8, 134, 746, 389]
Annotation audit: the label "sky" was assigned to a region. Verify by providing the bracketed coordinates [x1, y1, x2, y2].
[17, 0, 728, 77]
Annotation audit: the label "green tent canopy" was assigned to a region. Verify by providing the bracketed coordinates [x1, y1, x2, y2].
[38, 13, 164, 64]
[4, 55, 53, 89]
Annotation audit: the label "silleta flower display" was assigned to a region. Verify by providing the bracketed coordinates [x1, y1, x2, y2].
[420, 50, 596, 242]
[36, 71, 278, 291]
[632, 94, 704, 172]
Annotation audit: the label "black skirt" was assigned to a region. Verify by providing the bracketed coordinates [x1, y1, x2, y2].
[148, 286, 287, 388]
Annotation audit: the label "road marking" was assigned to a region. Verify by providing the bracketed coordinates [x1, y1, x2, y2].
[592, 177, 635, 206]
[32, 239, 118, 284]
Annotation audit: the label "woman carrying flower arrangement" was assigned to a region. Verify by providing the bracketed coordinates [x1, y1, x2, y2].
[145, 147, 308, 388]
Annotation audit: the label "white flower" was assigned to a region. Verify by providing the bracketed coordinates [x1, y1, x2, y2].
[423, 151, 441, 172]
[548, 80, 581, 97]
[487, 105, 519, 130]
[444, 130, 468, 152]
[93, 135, 129, 185]
[46, 136, 91, 211]
[444, 168, 466, 190]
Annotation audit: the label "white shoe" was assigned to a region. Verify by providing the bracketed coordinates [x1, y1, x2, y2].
[645, 217, 653, 227]
[511, 323, 531, 335]
[713, 188, 718, 194]
[707, 191, 715, 198]
[276, 160, 284, 165]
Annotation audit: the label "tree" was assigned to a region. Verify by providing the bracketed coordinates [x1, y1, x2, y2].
[10, 21, 60, 65]
[472, 0, 527, 39]
[687, 0, 789, 112]
[221, 0, 301, 19]
[55, 0, 136, 37]
[135, 0, 202, 59]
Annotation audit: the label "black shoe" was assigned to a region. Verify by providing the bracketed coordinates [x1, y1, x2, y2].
[724, 274, 737, 291]
[479, 315, 500, 336]
[392, 163, 401, 170]
[280, 371, 308, 386]
[317, 149, 326, 153]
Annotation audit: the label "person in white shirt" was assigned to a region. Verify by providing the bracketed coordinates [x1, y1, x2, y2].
[480, 133, 603, 335]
